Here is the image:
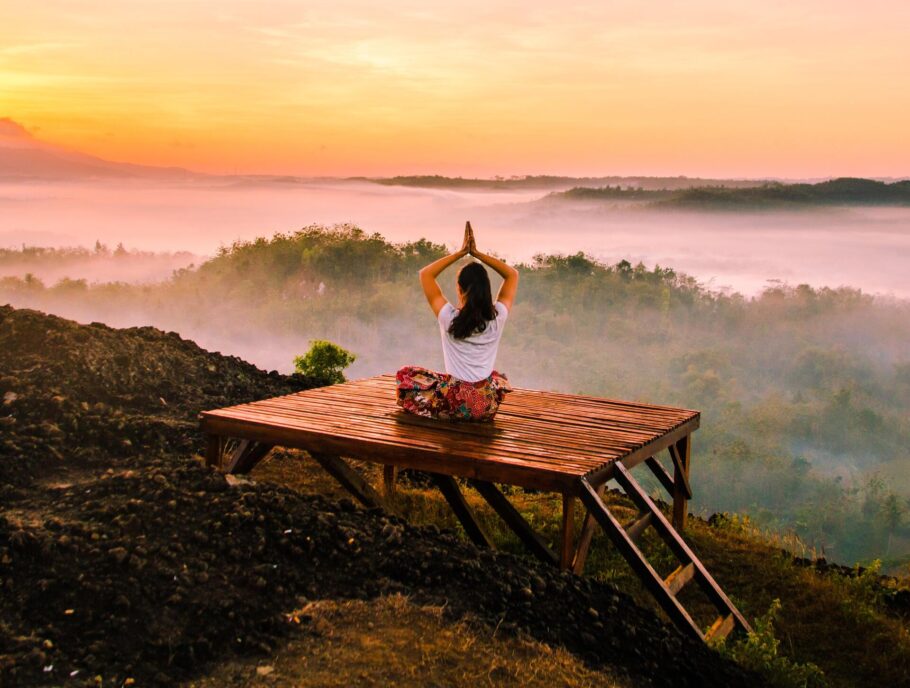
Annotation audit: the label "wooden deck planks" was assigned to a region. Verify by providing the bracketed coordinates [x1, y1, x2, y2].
[200, 375, 699, 492]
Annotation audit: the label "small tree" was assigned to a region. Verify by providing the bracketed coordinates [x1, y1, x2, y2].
[294, 340, 356, 384]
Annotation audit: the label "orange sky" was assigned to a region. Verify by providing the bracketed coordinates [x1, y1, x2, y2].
[2, 1, 909, 177]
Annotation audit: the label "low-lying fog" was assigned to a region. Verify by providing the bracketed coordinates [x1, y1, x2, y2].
[4, 177, 910, 565]
[2, 178, 909, 297]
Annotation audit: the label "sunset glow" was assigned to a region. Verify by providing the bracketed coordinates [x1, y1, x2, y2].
[2, 1, 909, 177]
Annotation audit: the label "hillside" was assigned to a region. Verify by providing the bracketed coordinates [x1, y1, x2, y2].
[363, 174, 768, 191]
[2, 305, 909, 686]
[546, 177, 910, 208]
[0, 306, 759, 687]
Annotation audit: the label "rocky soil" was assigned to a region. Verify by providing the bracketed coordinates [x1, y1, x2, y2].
[0, 305, 764, 687]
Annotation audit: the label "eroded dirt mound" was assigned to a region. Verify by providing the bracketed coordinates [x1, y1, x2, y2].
[0, 306, 762, 687]
[0, 305, 323, 489]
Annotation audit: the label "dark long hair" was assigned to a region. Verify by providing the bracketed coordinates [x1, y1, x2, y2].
[449, 262, 496, 339]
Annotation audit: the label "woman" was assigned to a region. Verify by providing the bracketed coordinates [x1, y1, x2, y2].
[396, 223, 518, 422]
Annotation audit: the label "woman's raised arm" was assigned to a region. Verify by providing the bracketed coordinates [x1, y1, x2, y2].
[469, 229, 519, 312]
[418, 226, 471, 316]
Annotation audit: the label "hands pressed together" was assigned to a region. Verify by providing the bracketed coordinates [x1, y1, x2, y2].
[419, 220, 518, 315]
[459, 221, 478, 257]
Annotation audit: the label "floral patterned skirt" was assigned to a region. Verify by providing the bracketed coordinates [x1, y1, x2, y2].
[395, 365, 512, 422]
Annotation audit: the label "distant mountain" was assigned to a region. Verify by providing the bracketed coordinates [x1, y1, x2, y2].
[362, 174, 771, 192]
[0, 117, 204, 181]
[655, 178, 910, 209]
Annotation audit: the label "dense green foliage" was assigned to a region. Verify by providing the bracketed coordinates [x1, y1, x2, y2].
[3, 225, 909, 568]
[294, 340, 356, 383]
[549, 177, 910, 208]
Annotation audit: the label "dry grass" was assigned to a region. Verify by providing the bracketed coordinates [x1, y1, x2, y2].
[183, 594, 630, 688]
[250, 449, 910, 688]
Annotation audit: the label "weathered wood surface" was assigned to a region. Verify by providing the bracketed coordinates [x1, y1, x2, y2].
[200, 374, 699, 493]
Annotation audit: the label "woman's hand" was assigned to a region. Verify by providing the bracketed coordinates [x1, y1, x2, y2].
[419, 223, 476, 316]
[465, 223, 519, 311]
[465, 221, 477, 256]
[461, 222, 474, 256]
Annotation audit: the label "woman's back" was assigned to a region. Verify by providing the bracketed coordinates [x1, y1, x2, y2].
[438, 301, 509, 382]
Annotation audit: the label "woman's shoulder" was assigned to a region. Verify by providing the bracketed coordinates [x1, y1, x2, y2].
[494, 301, 509, 319]
[437, 301, 457, 325]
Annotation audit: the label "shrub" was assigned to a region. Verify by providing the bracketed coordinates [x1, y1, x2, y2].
[294, 340, 356, 384]
[718, 599, 827, 687]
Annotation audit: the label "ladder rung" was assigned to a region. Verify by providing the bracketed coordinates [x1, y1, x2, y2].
[705, 614, 736, 642]
[664, 562, 695, 595]
[625, 511, 652, 542]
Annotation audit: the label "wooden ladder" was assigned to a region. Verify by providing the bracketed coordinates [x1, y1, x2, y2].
[578, 462, 751, 642]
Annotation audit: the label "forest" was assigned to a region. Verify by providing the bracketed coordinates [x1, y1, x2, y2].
[2, 225, 909, 569]
[550, 177, 910, 209]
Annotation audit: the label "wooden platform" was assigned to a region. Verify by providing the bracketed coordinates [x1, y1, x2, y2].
[200, 374, 750, 642]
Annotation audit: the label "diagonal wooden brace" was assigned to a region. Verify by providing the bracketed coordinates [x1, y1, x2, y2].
[310, 452, 387, 510]
[431, 474, 494, 549]
[469, 479, 559, 566]
[226, 440, 274, 474]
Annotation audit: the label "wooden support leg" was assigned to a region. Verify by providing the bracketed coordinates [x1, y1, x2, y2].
[205, 434, 223, 469]
[560, 494, 576, 569]
[431, 474, 493, 549]
[572, 483, 605, 574]
[310, 452, 387, 510]
[469, 480, 559, 566]
[225, 440, 274, 475]
[670, 435, 693, 531]
[383, 465, 398, 498]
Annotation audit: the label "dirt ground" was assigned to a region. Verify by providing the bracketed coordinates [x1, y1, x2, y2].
[184, 595, 632, 688]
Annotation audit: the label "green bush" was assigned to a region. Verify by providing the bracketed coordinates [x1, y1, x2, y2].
[719, 599, 827, 687]
[294, 340, 356, 384]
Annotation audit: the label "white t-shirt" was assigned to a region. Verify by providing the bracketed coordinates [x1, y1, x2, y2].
[437, 301, 509, 382]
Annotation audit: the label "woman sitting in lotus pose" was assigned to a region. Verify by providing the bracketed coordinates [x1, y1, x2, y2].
[396, 222, 518, 422]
